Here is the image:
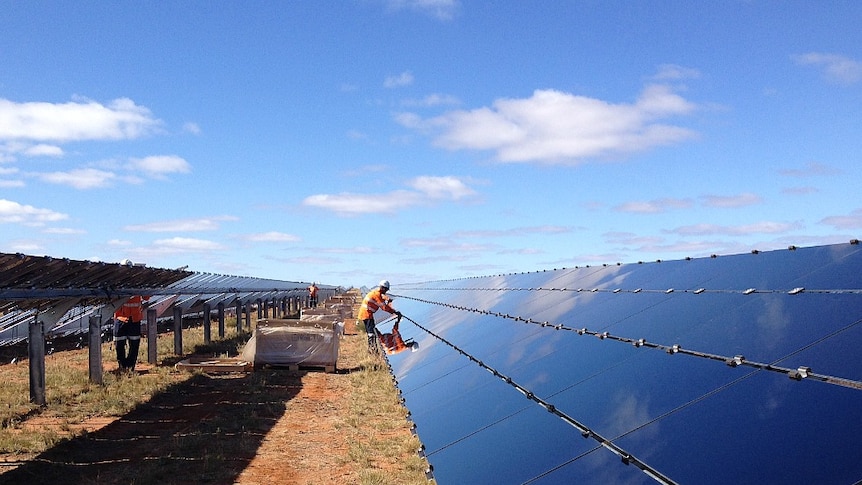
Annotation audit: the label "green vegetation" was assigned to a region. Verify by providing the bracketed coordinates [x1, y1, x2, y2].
[0, 312, 432, 484]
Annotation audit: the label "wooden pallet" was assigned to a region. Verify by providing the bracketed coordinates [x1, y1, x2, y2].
[175, 357, 253, 373]
[255, 363, 336, 373]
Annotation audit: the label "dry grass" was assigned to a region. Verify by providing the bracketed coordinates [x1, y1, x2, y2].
[0, 311, 431, 484]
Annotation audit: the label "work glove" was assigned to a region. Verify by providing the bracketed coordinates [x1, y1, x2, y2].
[395, 311, 402, 321]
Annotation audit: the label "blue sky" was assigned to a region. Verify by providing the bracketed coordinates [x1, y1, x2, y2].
[1, 1, 861, 287]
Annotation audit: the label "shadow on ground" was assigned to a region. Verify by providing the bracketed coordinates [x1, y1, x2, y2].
[0, 369, 303, 485]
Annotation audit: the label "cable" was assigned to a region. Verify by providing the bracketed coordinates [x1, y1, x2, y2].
[394, 294, 862, 392]
[402, 315, 680, 485]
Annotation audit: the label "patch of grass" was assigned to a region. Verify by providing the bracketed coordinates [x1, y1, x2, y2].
[0, 317, 253, 455]
[0, 299, 434, 484]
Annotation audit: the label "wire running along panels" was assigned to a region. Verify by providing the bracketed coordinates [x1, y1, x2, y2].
[385, 242, 862, 484]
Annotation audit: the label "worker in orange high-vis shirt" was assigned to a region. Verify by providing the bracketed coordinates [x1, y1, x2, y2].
[358, 280, 401, 354]
[376, 318, 419, 355]
[308, 282, 319, 308]
[114, 295, 149, 373]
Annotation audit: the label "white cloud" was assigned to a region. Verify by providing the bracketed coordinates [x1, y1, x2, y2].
[408, 175, 475, 199]
[404, 84, 697, 164]
[303, 175, 477, 215]
[385, 0, 459, 20]
[152, 237, 225, 252]
[400, 236, 496, 253]
[819, 209, 862, 230]
[124, 216, 238, 232]
[455, 225, 572, 238]
[3, 240, 45, 254]
[700, 192, 762, 208]
[37, 168, 117, 189]
[384, 71, 415, 88]
[0, 198, 68, 226]
[347, 129, 368, 141]
[0, 97, 161, 142]
[243, 231, 302, 243]
[667, 221, 803, 236]
[127, 155, 191, 178]
[652, 64, 702, 81]
[401, 93, 460, 107]
[24, 144, 64, 157]
[793, 52, 862, 85]
[182, 122, 201, 134]
[43, 227, 86, 235]
[778, 161, 841, 177]
[614, 197, 693, 213]
[303, 190, 418, 215]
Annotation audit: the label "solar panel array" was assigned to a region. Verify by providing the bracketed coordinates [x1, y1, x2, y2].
[0, 252, 335, 346]
[386, 242, 862, 484]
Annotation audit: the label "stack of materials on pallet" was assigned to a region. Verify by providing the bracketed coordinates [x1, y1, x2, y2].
[240, 305, 347, 371]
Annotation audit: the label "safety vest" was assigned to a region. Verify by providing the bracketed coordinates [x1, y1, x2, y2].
[358, 288, 395, 320]
[378, 330, 409, 355]
[115, 295, 148, 322]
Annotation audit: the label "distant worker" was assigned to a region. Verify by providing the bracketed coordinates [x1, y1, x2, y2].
[358, 280, 401, 354]
[376, 318, 419, 355]
[114, 295, 149, 373]
[308, 282, 319, 308]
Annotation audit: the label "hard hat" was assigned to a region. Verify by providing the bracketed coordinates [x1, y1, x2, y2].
[379, 280, 390, 289]
[411, 341, 420, 352]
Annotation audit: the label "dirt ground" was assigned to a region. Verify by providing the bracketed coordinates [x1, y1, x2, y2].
[0, 329, 422, 485]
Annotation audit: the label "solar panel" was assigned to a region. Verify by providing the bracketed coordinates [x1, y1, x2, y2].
[387, 242, 862, 484]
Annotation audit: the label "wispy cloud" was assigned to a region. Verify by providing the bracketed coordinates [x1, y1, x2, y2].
[303, 175, 477, 215]
[778, 161, 841, 177]
[700, 192, 762, 208]
[241, 231, 302, 243]
[127, 155, 191, 178]
[652, 64, 701, 81]
[819, 209, 862, 230]
[36, 168, 117, 189]
[0, 198, 68, 226]
[666, 221, 803, 236]
[455, 225, 573, 238]
[793, 52, 862, 85]
[399, 84, 697, 164]
[182, 122, 201, 134]
[384, 0, 459, 20]
[384, 71, 414, 88]
[0, 97, 161, 142]
[401, 93, 460, 108]
[124, 216, 239, 232]
[614, 197, 693, 214]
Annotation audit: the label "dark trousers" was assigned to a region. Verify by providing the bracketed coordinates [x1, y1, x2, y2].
[363, 318, 379, 354]
[115, 321, 142, 371]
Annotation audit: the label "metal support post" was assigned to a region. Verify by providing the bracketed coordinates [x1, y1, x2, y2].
[173, 305, 183, 355]
[88, 314, 103, 384]
[147, 308, 157, 364]
[217, 302, 225, 338]
[203, 303, 211, 344]
[28, 315, 46, 405]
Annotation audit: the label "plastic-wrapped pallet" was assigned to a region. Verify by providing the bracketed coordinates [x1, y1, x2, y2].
[240, 318, 342, 372]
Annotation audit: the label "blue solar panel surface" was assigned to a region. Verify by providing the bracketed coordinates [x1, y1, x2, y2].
[384, 243, 862, 484]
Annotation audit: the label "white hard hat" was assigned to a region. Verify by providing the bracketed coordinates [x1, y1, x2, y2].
[379, 280, 390, 289]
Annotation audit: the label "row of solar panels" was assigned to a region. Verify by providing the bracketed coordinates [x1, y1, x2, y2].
[0, 252, 337, 346]
[386, 242, 862, 484]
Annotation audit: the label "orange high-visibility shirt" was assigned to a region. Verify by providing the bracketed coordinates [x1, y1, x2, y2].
[114, 295, 149, 322]
[358, 287, 395, 320]
[377, 325, 409, 355]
